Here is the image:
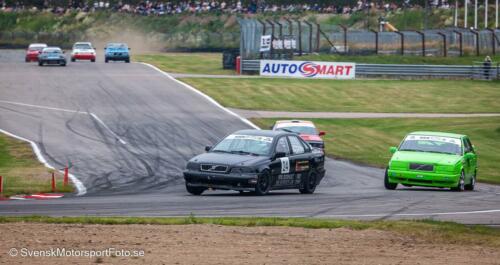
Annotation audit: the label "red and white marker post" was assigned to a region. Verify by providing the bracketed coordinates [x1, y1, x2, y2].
[0, 175, 3, 194]
[51, 172, 56, 192]
[63, 167, 69, 187]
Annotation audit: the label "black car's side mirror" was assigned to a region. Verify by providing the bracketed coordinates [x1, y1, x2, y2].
[205, 146, 212, 152]
[274, 152, 286, 160]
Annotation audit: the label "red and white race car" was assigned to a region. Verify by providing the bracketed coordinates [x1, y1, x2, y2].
[70, 42, 96, 62]
[272, 120, 326, 151]
[25, 43, 47, 62]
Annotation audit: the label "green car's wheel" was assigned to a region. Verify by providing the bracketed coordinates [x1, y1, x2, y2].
[185, 183, 205, 195]
[384, 168, 397, 190]
[465, 171, 476, 191]
[255, 171, 270, 196]
[299, 170, 317, 194]
[452, 171, 466, 192]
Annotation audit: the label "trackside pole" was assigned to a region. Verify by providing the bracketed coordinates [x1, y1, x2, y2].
[51, 173, 56, 192]
[63, 167, 69, 186]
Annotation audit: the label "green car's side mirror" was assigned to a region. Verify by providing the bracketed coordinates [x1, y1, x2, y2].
[389, 146, 397, 154]
[472, 145, 477, 151]
[464, 152, 475, 159]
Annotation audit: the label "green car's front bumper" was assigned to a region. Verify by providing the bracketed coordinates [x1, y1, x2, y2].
[387, 169, 460, 188]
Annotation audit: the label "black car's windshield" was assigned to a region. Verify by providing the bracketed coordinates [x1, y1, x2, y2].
[212, 134, 273, 156]
[277, 126, 317, 135]
[399, 135, 462, 155]
[74, 44, 92, 49]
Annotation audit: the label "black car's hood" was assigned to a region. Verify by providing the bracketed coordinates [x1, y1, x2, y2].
[190, 152, 269, 167]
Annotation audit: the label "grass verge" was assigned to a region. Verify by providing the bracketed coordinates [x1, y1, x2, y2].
[252, 117, 500, 185]
[134, 53, 235, 75]
[1, 216, 499, 247]
[0, 133, 73, 197]
[180, 78, 500, 113]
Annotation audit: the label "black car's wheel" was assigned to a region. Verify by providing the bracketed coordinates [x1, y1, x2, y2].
[255, 171, 271, 196]
[25, 58, 29, 62]
[38, 61, 43, 66]
[299, 170, 317, 194]
[384, 168, 398, 190]
[71, 58, 75, 62]
[125, 59, 130, 63]
[105, 58, 109, 63]
[185, 183, 205, 195]
[465, 170, 476, 191]
[60, 61, 66, 66]
[451, 171, 466, 192]
[91, 59, 95, 62]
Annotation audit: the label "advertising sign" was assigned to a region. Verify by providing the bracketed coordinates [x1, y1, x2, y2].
[260, 60, 356, 79]
[260, 35, 272, 52]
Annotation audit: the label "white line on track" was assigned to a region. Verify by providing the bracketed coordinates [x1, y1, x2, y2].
[0, 99, 88, 114]
[139, 62, 261, 130]
[0, 99, 127, 145]
[321, 209, 500, 218]
[89, 113, 127, 145]
[0, 128, 87, 196]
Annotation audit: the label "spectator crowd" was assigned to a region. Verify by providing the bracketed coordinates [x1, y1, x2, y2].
[1, 0, 453, 15]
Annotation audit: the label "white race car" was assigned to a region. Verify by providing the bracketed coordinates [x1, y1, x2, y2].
[71, 42, 96, 62]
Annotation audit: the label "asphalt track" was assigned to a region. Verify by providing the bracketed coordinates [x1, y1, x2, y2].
[1, 50, 500, 224]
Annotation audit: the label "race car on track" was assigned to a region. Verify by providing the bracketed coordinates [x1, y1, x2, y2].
[104, 43, 130, 63]
[71, 42, 96, 62]
[38, 47, 67, 66]
[25, 43, 47, 62]
[272, 120, 326, 151]
[184, 129, 326, 195]
[385, 131, 477, 191]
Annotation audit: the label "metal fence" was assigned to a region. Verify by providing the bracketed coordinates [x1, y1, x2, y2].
[239, 18, 500, 59]
[241, 59, 500, 79]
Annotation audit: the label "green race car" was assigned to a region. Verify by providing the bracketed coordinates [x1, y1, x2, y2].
[385, 131, 477, 191]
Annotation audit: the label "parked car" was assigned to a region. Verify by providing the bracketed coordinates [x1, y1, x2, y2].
[104, 43, 130, 63]
[71, 42, 96, 62]
[38, 47, 67, 66]
[25, 43, 47, 62]
[385, 131, 477, 191]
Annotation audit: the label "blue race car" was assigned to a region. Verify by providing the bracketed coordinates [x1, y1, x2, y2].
[104, 43, 130, 63]
[38, 47, 66, 66]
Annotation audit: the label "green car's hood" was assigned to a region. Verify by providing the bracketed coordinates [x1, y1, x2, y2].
[391, 151, 462, 166]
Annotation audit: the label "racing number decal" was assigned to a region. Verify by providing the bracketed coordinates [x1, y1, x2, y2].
[280, 157, 290, 174]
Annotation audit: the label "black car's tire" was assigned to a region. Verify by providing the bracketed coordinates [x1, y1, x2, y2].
[125, 59, 130, 63]
[384, 168, 398, 190]
[185, 183, 205, 195]
[71, 58, 75, 62]
[105, 58, 109, 63]
[299, 170, 317, 194]
[38, 61, 43, 66]
[25, 58, 29, 62]
[255, 171, 271, 196]
[451, 171, 466, 192]
[91, 59, 95, 62]
[464, 171, 476, 191]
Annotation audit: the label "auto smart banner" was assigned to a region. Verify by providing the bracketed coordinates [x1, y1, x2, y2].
[260, 60, 356, 79]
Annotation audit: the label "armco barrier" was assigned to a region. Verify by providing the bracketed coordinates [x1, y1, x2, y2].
[241, 60, 499, 79]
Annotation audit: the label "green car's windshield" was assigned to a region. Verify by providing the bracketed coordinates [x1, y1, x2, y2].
[212, 134, 273, 156]
[276, 126, 317, 135]
[399, 135, 462, 155]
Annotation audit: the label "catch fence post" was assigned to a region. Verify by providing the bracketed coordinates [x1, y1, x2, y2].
[296, 20, 303, 56]
[0, 175, 3, 194]
[340, 25, 348, 54]
[453, 30, 463, 56]
[438, 32, 447, 57]
[51, 172, 56, 192]
[395, 31, 404, 55]
[486, 28, 496, 55]
[416, 31, 426, 56]
[370, 29, 379, 54]
[470, 29, 480, 56]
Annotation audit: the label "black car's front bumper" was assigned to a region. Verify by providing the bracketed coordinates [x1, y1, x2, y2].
[184, 171, 258, 191]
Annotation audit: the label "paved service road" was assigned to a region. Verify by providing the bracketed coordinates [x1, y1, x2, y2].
[1, 50, 500, 224]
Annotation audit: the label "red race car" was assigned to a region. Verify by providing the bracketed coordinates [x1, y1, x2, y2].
[272, 120, 326, 151]
[25, 43, 47, 62]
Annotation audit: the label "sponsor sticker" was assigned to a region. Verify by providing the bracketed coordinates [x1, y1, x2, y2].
[226, 134, 273, 143]
[260, 60, 356, 79]
[406, 135, 461, 146]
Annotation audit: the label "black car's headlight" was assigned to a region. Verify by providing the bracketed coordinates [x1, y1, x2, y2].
[186, 162, 199, 171]
[230, 167, 256, 174]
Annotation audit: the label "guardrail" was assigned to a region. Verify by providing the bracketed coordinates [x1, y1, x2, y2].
[241, 60, 499, 79]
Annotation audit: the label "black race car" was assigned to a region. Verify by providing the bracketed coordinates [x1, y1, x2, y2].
[183, 129, 326, 195]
